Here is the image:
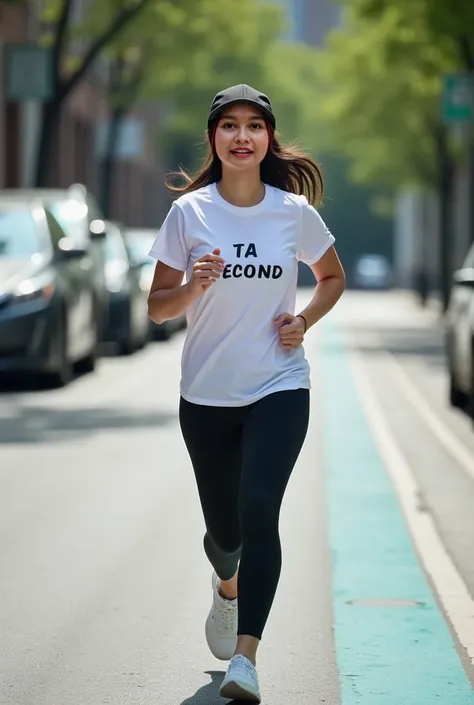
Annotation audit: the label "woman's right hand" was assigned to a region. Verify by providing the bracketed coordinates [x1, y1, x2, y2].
[187, 248, 225, 297]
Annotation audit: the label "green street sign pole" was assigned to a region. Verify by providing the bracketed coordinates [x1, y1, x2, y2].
[441, 74, 474, 255]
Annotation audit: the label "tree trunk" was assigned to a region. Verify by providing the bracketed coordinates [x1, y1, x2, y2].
[457, 40, 474, 248]
[100, 107, 125, 218]
[33, 0, 150, 189]
[414, 195, 432, 307]
[435, 127, 454, 313]
[469, 140, 474, 246]
[34, 99, 62, 188]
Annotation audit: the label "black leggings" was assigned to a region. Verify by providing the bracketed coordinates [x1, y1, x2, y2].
[179, 388, 310, 640]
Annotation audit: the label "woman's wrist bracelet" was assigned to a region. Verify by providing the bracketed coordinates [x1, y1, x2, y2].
[296, 314, 307, 333]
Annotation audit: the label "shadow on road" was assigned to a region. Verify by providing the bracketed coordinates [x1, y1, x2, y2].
[0, 370, 87, 393]
[180, 670, 225, 704]
[180, 669, 251, 705]
[0, 405, 176, 444]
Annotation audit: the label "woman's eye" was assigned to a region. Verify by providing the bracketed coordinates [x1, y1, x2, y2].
[220, 122, 263, 129]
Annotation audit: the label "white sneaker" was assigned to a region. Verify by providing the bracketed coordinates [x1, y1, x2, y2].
[205, 572, 237, 661]
[220, 654, 261, 703]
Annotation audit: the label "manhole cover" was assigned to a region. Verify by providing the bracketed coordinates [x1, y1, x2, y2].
[347, 598, 424, 608]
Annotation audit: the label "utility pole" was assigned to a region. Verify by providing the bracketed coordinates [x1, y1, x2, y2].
[439, 73, 474, 311]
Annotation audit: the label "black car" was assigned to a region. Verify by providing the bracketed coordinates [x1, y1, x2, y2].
[98, 220, 149, 354]
[446, 242, 474, 420]
[125, 227, 187, 340]
[2, 185, 109, 338]
[0, 200, 103, 386]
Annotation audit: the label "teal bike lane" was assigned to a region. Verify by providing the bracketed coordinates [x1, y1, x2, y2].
[320, 324, 474, 704]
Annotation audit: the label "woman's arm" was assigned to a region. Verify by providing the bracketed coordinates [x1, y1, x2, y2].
[147, 249, 226, 324]
[297, 246, 346, 330]
[147, 262, 194, 325]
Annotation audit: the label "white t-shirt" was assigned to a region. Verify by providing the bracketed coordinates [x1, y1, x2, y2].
[148, 182, 335, 407]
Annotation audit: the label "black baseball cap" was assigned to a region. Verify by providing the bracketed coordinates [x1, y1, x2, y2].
[207, 84, 276, 130]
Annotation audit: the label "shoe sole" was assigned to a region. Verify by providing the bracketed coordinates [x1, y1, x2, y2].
[220, 679, 261, 703]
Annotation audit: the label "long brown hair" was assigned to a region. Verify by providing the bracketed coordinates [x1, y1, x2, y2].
[166, 123, 324, 206]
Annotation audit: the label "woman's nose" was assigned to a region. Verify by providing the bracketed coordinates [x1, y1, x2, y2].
[235, 126, 250, 142]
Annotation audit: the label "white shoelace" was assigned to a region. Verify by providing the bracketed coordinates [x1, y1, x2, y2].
[231, 654, 256, 679]
[216, 600, 237, 631]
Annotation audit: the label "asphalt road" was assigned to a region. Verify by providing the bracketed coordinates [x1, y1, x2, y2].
[1, 290, 473, 705]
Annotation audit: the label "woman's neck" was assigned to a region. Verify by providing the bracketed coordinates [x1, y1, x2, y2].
[216, 172, 265, 207]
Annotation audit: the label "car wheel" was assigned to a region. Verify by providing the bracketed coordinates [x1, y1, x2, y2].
[153, 322, 171, 341]
[46, 314, 73, 388]
[119, 333, 135, 356]
[78, 348, 96, 374]
[449, 372, 469, 410]
[77, 308, 100, 374]
[468, 339, 474, 423]
[447, 330, 468, 410]
[135, 327, 148, 351]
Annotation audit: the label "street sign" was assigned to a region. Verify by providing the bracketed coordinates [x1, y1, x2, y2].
[442, 74, 474, 124]
[4, 43, 53, 102]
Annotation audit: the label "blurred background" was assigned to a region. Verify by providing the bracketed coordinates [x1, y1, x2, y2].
[1, 0, 474, 388]
[0, 0, 473, 412]
[1, 3, 474, 703]
[0, 0, 474, 420]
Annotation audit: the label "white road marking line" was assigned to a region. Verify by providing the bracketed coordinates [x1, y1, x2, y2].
[347, 338, 474, 665]
[368, 334, 474, 482]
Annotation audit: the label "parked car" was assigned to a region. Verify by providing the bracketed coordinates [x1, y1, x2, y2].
[446, 243, 474, 419]
[0, 200, 102, 386]
[353, 254, 392, 289]
[1, 185, 109, 337]
[97, 220, 149, 354]
[125, 227, 187, 340]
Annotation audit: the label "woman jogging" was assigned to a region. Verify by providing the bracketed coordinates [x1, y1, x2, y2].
[147, 84, 345, 703]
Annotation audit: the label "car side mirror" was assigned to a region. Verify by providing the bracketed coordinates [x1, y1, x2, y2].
[89, 219, 107, 241]
[57, 238, 89, 260]
[453, 268, 474, 288]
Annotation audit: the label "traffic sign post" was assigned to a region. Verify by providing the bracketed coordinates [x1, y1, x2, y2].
[4, 43, 53, 102]
[441, 74, 474, 125]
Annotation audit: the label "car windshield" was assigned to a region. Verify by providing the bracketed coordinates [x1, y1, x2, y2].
[462, 244, 474, 269]
[0, 208, 45, 258]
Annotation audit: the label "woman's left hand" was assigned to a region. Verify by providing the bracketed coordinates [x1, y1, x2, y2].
[274, 312, 306, 349]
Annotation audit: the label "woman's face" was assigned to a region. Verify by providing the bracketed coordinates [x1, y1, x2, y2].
[212, 103, 270, 172]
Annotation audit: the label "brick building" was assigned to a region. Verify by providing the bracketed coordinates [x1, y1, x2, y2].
[0, 1, 165, 227]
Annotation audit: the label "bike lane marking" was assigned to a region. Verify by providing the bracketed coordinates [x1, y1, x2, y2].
[321, 324, 474, 704]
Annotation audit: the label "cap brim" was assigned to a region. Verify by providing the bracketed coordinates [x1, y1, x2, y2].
[208, 99, 275, 128]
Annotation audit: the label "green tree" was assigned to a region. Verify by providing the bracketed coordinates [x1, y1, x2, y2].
[36, 0, 152, 186]
[151, 0, 283, 172]
[352, 0, 474, 70]
[317, 5, 456, 191]
[99, 45, 152, 216]
[155, 19, 332, 177]
[35, 0, 286, 189]
[320, 1, 467, 306]
[98, 0, 285, 212]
